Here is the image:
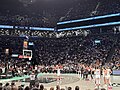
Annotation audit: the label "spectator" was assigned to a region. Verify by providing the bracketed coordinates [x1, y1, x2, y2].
[40, 84, 44, 90]
[67, 87, 72, 90]
[24, 86, 30, 90]
[50, 87, 54, 90]
[75, 86, 80, 90]
[0, 83, 2, 90]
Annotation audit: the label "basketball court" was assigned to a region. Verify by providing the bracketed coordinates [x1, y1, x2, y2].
[0, 73, 120, 90]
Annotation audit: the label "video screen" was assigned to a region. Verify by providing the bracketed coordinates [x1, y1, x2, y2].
[95, 40, 101, 44]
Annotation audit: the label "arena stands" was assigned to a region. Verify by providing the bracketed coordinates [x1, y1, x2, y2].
[0, 0, 120, 90]
[0, 33, 119, 70]
[0, 0, 120, 27]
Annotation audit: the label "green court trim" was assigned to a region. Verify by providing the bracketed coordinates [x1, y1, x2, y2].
[0, 73, 76, 83]
[0, 73, 50, 82]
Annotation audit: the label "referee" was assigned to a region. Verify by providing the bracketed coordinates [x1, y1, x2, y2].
[30, 71, 36, 88]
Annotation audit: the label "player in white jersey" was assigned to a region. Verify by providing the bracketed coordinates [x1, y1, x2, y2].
[102, 67, 106, 85]
[57, 68, 60, 76]
[56, 65, 62, 85]
[105, 67, 112, 86]
[94, 67, 101, 88]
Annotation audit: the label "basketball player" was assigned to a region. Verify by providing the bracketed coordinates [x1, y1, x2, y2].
[56, 65, 61, 84]
[90, 66, 95, 80]
[30, 71, 36, 88]
[105, 67, 112, 86]
[102, 67, 106, 85]
[94, 67, 101, 88]
[57, 67, 60, 77]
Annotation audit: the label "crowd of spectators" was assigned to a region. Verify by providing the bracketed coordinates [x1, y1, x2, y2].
[0, 33, 119, 73]
[0, 28, 87, 38]
[0, 82, 108, 90]
[33, 34, 116, 66]
[110, 37, 120, 70]
[0, 82, 85, 90]
[0, 14, 52, 27]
